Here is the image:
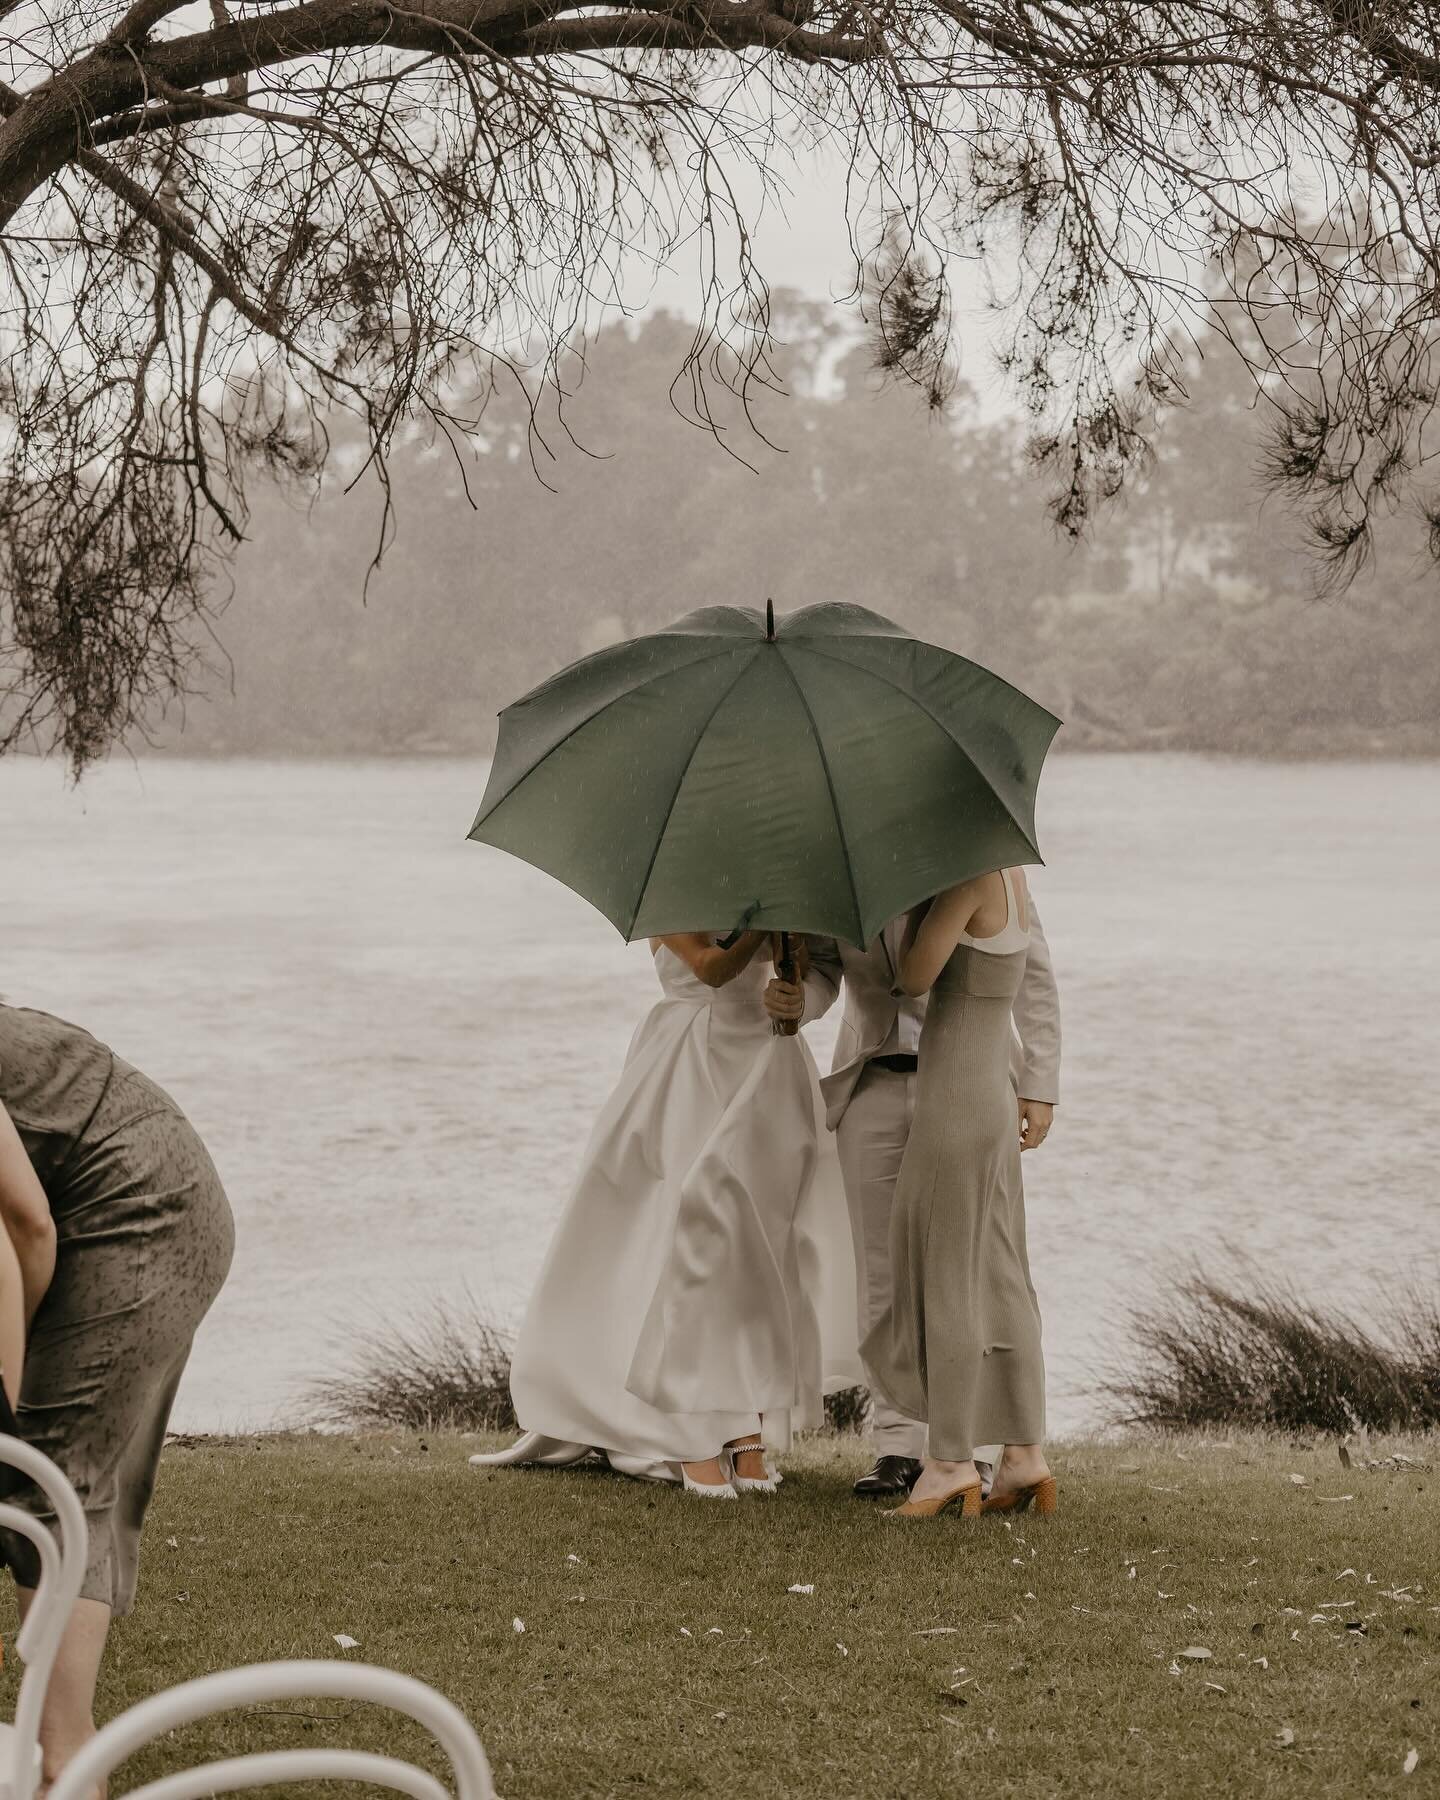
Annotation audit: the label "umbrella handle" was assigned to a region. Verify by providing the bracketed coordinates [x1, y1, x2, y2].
[771, 931, 800, 1038]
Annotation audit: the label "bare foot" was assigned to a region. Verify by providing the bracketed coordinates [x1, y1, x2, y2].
[725, 1437, 768, 1482]
[681, 1456, 730, 1488]
[989, 1444, 1050, 1503]
[908, 1457, 980, 1505]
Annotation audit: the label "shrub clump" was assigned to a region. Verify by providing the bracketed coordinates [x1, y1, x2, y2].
[306, 1295, 517, 1433]
[1110, 1271, 1440, 1435]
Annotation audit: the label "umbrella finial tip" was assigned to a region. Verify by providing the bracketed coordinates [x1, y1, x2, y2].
[765, 598, 775, 641]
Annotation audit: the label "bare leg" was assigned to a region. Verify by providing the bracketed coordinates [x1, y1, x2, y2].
[909, 1457, 980, 1504]
[16, 1588, 111, 1800]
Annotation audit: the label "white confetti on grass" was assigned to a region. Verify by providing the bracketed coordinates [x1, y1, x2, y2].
[1288, 1473, 1307, 1486]
[1404, 1749, 1420, 1776]
[788, 1584, 815, 1596]
[512, 1618, 525, 1635]
[1275, 1727, 1295, 1749]
[332, 1635, 360, 1651]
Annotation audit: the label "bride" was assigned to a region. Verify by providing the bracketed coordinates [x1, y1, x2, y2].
[473, 928, 856, 1498]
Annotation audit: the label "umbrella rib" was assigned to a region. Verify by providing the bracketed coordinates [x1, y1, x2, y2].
[782, 642, 1046, 856]
[476, 640, 744, 824]
[623, 647, 762, 941]
[773, 646, 864, 945]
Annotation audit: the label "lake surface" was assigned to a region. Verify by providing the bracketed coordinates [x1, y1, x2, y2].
[4, 754, 1438, 1435]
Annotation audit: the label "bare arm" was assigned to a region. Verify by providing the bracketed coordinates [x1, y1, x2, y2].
[0, 1217, 25, 1407]
[896, 881, 983, 996]
[0, 1100, 58, 1332]
[652, 930, 768, 989]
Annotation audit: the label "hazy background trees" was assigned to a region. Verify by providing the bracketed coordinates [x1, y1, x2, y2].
[8, 2, 1440, 766]
[154, 299, 1440, 759]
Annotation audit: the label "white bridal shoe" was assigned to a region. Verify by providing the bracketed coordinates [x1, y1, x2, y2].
[681, 1462, 738, 1500]
[727, 1440, 781, 1496]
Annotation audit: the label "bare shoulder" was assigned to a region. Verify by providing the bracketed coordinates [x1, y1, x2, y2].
[936, 875, 985, 909]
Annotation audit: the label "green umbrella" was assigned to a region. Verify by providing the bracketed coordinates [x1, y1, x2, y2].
[469, 601, 1060, 949]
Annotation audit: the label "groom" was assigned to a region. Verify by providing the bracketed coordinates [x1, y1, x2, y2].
[766, 898, 1061, 1498]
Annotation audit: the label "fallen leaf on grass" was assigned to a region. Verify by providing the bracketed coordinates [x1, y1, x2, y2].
[1336, 1569, 1356, 1579]
[1288, 1473, 1307, 1486]
[915, 1627, 961, 1636]
[512, 1619, 525, 1635]
[332, 1635, 359, 1651]
[1404, 1749, 1420, 1775]
[1178, 1647, 1212, 1661]
[836, 1643, 849, 1657]
[708, 1628, 723, 1636]
[165, 1537, 179, 1550]
[1204, 1682, 1227, 1694]
[1252, 1657, 1268, 1669]
[1275, 1727, 1295, 1748]
[787, 1584, 815, 1596]
[679, 1628, 692, 1638]
[1318, 1494, 1355, 1503]
[566, 1554, 582, 1565]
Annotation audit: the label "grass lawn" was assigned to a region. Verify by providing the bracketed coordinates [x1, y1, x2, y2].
[4, 1432, 1436, 1797]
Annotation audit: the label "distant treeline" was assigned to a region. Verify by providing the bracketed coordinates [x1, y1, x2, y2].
[150, 298, 1440, 759]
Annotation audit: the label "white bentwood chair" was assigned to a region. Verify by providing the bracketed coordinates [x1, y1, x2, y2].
[0, 1435, 496, 1800]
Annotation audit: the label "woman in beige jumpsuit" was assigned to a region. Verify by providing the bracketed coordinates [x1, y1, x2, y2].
[861, 867, 1057, 1521]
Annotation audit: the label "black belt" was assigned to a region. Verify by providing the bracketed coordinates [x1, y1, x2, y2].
[870, 1053, 918, 1074]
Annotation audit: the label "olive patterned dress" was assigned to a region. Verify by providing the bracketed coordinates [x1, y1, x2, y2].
[0, 1003, 234, 1615]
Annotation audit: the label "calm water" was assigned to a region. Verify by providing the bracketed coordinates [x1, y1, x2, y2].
[4, 754, 1438, 1434]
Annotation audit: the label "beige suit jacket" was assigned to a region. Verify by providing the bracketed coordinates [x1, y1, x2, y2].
[801, 899, 1061, 1131]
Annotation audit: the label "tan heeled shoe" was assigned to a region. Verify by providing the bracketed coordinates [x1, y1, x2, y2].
[885, 1479, 983, 1520]
[981, 1475, 1058, 1517]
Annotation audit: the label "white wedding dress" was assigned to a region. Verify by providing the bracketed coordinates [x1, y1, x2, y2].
[475, 943, 860, 1482]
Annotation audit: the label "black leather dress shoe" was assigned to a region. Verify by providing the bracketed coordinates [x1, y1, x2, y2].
[852, 1455, 923, 1498]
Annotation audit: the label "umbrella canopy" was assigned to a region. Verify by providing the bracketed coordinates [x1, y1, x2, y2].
[469, 601, 1061, 948]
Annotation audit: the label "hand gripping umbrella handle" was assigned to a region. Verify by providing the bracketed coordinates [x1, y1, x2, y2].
[771, 932, 800, 1038]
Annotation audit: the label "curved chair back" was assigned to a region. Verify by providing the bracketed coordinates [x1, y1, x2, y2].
[0, 1433, 495, 1800]
[0, 1433, 92, 1800]
[45, 1662, 496, 1800]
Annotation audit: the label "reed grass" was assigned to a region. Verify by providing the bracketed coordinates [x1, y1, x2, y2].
[1111, 1269, 1440, 1435]
[305, 1293, 517, 1432]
